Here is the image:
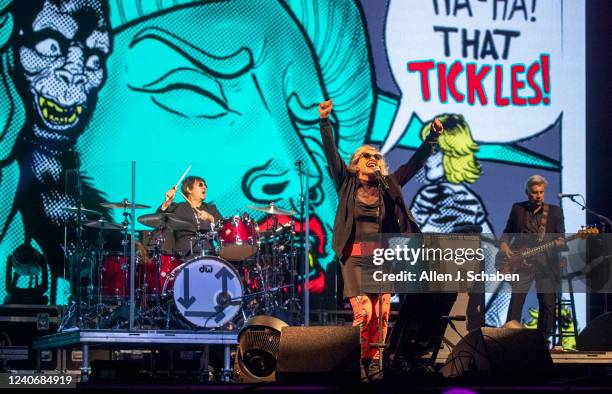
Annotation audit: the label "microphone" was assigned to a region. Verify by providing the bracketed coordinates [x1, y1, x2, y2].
[373, 166, 389, 190]
[558, 193, 581, 199]
[295, 160, 303, 175]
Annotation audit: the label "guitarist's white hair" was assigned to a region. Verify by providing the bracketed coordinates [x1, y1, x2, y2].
[525, 174, 548, 192]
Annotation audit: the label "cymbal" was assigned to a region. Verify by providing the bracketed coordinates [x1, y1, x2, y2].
[138, 212, 194, 231]
[101, 199, 151, 209]
[83, 218, 122, 230]
[61, 206, 102, 216]
[248, 202, 296, 216]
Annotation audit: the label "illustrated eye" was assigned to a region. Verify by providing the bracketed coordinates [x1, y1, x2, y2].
[85, 54, 100, 70]
[34, 38, 62, 57]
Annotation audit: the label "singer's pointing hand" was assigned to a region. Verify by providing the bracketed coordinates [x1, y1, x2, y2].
[431, 118, 444, 134]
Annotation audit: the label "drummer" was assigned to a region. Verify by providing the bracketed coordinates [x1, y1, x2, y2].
[159, 176, 223, 256]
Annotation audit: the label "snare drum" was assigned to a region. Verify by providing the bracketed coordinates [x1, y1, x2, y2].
[217, 215, 259, 260]
[163, 255, 243, 328]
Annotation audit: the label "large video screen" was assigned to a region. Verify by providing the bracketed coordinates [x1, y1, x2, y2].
[0, 0, 585, 330]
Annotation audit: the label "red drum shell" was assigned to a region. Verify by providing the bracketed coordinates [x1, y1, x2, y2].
[217, 217, 258, 260]
[141, 253, 182, 295]
[99, 253, 145, 299]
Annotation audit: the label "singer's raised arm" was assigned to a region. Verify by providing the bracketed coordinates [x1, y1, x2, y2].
[391, 121, 442, 187]
[318, 101, 347, 190]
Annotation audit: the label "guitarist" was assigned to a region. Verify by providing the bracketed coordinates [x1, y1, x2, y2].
[499, 175, 567, 339]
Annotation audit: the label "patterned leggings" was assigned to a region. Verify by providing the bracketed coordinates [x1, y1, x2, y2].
[349, 293, 391, 359]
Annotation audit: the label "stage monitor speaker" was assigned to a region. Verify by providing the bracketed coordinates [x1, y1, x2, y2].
[440, 327, 553, 380]
[577, 312, 612, 351]
[233, 316, 287, 383]
[276, 326, 360, 383]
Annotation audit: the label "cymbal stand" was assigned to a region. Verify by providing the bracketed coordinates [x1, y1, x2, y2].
[267, 214, 279, 311]
[91, 228, 111, 328]
[294, 158, 307, 325]
[150, 226, 167, 325]
[283, 221, 302, 324]
[120, 207, 132, 306]
[260, 214, 279, 313]
[60, 155, 84, 330]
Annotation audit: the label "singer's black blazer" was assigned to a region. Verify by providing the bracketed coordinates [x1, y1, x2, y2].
[319, 118, 438, 259]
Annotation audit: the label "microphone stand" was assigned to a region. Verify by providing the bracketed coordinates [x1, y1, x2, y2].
[565, 195, 612, 313]
[373, 175, 386, 375]
[291, 160, 305, 325]
[565, 195, 612, 232]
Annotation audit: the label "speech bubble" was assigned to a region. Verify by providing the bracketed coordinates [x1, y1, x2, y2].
[384, 0, 563, 149]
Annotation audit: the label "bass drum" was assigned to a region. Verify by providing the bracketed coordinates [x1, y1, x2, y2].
[163, 256, 243, 328]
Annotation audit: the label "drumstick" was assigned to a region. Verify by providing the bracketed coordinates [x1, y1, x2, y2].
[174, 164, 192, 190]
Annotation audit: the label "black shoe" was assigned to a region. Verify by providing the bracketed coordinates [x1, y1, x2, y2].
[368, 359, 383, 381]
[360, 358, 372, 381]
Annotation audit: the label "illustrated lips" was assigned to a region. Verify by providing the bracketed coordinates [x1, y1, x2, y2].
[38, 96, 83, 126]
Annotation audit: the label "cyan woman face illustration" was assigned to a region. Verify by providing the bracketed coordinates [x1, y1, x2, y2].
[78, 2, 327, 219]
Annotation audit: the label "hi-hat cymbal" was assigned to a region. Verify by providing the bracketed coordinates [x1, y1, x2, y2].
[61, 206, 102, 216]
[248, 202, 296, 216]
[138, 212, 194, 231]
[101, 199, 151, 209]
[83, 218, 122, 230]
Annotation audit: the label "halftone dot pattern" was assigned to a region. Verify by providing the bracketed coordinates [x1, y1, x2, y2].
[0, 49, 26, 303]
[78, 1, 375, 277]
[483, 242, 511, 326]
[411, 183, 489, 233]
[0, 0, 109, 304]
[3, 0, 376, 302]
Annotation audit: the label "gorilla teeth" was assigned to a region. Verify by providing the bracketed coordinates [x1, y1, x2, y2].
[38, 96, 81, 125]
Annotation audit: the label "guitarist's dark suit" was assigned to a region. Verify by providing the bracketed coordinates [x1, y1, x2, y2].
[500, 201, 565, 338]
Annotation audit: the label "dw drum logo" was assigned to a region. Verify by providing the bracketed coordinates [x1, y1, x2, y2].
[199, 265, 213, 274]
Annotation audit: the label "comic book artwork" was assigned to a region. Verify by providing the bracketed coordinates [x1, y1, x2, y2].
[0, 1, 585, 327]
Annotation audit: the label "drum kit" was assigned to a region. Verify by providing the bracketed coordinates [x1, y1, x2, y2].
[63, 199, 301, 331]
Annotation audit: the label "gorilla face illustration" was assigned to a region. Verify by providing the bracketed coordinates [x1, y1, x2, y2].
[11, 0, 110, 143]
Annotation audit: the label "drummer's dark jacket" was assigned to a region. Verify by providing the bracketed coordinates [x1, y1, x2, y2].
[158, 201, 222, 229]
[319, 117, 438, 259]
[155, 202, 222, 255]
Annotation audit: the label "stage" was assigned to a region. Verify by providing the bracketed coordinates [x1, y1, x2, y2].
[30, 329, 237, 382]
[10, 326, 608, 388]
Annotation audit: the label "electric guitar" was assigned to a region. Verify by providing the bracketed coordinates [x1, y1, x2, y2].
[495, 227, 599, 275]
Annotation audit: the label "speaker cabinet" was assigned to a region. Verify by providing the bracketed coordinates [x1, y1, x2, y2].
[440, 327, 553, 379]
[276, 326, 360, 383]
[577, 312, 612, 351]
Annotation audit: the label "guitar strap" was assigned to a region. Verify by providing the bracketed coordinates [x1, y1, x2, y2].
[538, 204, 549, 243]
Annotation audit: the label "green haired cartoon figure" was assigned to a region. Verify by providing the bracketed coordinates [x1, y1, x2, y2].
[410, 114, 493, 234]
